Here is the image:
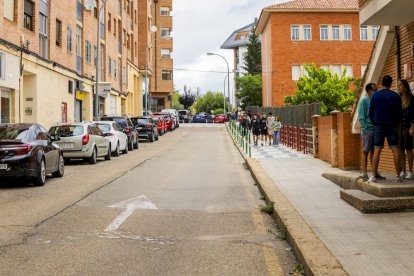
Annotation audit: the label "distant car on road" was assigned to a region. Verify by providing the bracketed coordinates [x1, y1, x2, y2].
[100, 115, 139, 151]
[213, 114, 228, 124]
[96, 121, 128, 156]
[152, 116, 167, 136]
[161, 109, 180, 128]
[178, 110, 191, 123]
[49, 122, 111, 164]
[192, 113, 213, 123]
[0, 123, 64, 186]
[153, 112, 175, 131]
[131, 116, 159, 142]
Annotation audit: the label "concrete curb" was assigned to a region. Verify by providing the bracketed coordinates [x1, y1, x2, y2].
[226, 125, 348, 275]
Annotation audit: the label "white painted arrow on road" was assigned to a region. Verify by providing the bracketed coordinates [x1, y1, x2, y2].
[105, 195, 158, 232]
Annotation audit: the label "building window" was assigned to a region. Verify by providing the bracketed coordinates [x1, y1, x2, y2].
[344, 64, 353, 77]
[76, 26, 82, 74]
[332, 64, 342, 76]
[108, 13, 111, 31]
[361, 64, 367, 77]
[94, 0, 98, 18]
[0, 52, 5, 80]
[320, 64, 330, 72]
[100, 43, 104, 81]
[372, 26, 379, 40]
[113, 18, 117, 35]
[291, 65, 300, 81]
[360, 26, 368, 41]
[162, 70, 172, 81]
[94, 45, 97, 66]
[0, 89, 11, 123]
[56, 19, 62, 46]
[67, 27, 72, 52]
[343, 25, 352, 40]
[161, 7, 170, 16]
[122, 66, 127, 84]
[161, 48, 171, 59]
[108, 57, 111, 75]
[118, 0, 121, 15]
[76, 0, 82, 20]
[85, 41, 91, 63]
[161, 28, 170, 38]
[4, 0, 15, 21]
[24, 0, 34, 31]
[332, 25, 340, 40]
[291, 25, 299, 40]
[114, 60, 117, 77]
[303, 25, 311, 40]
[320, 25, 328, 40]
[39, 13, 48, 59]
[100, 6, 105, 39]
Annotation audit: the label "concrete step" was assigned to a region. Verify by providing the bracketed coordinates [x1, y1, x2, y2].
[340, 189, 414, 213]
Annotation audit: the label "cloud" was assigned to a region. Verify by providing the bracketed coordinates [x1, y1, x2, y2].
[172, 0, 286, 100]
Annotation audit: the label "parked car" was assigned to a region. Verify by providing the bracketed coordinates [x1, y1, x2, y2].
[213, 114, 228, 124]
[131, 116, 159, 142]
[0, 123, 64, 186]
[178, 110, 191, 123]
[152, 116, 166, 136]
[192, 113, 213, 123]
[49, 122, 111, 164]
[96, 121, 128, 156]
[100, 115, 139, 150]
[161, 109, 180, 128]
[154, 112, 175, 131]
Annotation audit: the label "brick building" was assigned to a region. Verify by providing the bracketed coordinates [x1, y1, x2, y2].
[0, 0, 173, 128]
[351, 0, 414, 173]
[255, 0, 375, 107]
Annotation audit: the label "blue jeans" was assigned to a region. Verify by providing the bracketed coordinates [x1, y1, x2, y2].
[274, 131, 280, 145]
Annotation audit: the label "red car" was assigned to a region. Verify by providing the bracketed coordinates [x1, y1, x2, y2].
[213, 114, 228, 123]
[151, 116, 167, 135]
[153, 113, 175, 131]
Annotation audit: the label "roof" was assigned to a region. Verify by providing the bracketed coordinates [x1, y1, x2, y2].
[221, 20, 258, 50]
[256, 0, 359, 34]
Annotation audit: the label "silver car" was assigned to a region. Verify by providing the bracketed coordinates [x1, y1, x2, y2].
[49, 123, 111, 164]
[96, 121, 128, 156]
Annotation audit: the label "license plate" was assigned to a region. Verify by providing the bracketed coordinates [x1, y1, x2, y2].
[0, 164, 8, 170]
[59, 143, 74, 149]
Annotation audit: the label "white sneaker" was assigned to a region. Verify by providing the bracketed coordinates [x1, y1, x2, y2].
[399, 171, 406, 178]
[368, 176, 377, 183]
[395, 175, 403, 183]
[406, 172, 413, 180]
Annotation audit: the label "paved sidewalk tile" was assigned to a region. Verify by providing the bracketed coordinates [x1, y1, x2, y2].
[254, 145, 414, 276]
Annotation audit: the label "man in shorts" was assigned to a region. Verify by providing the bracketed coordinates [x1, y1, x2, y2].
[368, 75, 403, 182]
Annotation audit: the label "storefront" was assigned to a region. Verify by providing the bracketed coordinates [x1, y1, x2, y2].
[0, 88, 11, 123]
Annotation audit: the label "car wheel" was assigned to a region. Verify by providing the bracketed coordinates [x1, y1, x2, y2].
[33, 158, 46, 186]
[88, 147, 97, 164]
[149, 133, 154, 142]
[52, 154, 64, 178]
[122, 139, 128, 154]
[155, 133, 159, 141]
[128, 138, 133, 151]
[113, 142, 120, 157]
[105, 145, 111, 161]
[133, 137, 139, 149]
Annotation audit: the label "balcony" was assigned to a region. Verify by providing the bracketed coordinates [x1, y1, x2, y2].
[360, 0, 414, 26]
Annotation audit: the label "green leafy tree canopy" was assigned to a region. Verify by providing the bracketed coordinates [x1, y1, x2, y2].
[236, 74, 262, 110]
[194, 91, 231, 114]
[284, 64, 356, 115]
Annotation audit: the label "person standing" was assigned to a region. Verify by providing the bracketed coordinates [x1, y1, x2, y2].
[274, 116, 282, 146]
[398, 79, 414, 180]
[267, 112, 276, 146]
[368, 75, 403, 183]
[251, 114, 261, 146]
[260, 113, 268, 146]
[358, 83, 377, 180]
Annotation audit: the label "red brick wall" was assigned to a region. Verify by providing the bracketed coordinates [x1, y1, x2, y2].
[337, 113, 360, 169]
[264, 12, 374, 107]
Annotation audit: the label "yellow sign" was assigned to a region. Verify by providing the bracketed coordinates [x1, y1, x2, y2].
[75, 90, 85, 101]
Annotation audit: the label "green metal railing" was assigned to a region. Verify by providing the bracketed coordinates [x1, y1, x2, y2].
[228, 121, 251, 158]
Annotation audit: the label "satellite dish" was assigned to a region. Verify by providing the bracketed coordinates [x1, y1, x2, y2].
[150, 26, 158, 33]
[84, 0, 94, 11]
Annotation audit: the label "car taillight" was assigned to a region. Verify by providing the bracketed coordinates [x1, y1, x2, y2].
[15, 144, 32, 155]
[82, 134, 90, 145]
[124, 127, 131, 134]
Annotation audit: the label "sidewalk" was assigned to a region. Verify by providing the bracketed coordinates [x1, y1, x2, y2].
[250, 144, 414, 275]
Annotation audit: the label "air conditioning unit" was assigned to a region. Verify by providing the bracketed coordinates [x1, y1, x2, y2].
[84, 0, 94, 11]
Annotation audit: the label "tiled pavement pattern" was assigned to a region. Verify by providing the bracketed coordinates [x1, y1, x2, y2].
[255, 145, 414, 275]
[251, 144, 302, 159]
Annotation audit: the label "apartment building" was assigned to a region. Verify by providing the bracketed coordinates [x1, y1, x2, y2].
[351, 0, 414, 173]
[0, 0, 145, 128]
[255, 0, 375, 107]
[149, 0, 173, 112]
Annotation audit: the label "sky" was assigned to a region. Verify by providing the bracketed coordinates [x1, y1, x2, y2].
[172, 0, 286, 100]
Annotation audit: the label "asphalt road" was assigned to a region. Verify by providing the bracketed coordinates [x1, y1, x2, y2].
[0, 124, 298, 275]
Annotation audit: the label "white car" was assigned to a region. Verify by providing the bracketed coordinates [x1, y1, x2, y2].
[96, 121, 128, 157]
[161, 109, 180, 128]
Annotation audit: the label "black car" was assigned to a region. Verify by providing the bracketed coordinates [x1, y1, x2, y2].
[131, 117, 159, 142]
[100, 115, 139, 150]
[0, 124, 64, 186]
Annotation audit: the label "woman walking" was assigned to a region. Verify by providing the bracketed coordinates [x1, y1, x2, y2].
[273, 116, 282, 146]
[260, 113, 268, 146]
[399, 79, 414, 180]
[251, 114, 261, 146]
[267, 112, 276, 146]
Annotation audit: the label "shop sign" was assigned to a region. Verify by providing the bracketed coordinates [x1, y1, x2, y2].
[75, 90, 85, 101]
[98, 82, 112, 98]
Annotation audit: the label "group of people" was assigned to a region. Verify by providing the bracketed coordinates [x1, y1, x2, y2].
[239, 112, 282, 146]
[358, 75, 414, 183]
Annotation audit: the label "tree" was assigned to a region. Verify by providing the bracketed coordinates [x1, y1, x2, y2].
[242, 26, 262, 75]
[284, 64, 356, 115]
[171, 91, 184, 110]
[236, 74, 262, 109]
[194, 91, 231, 113]
[179, 85, 196, 109]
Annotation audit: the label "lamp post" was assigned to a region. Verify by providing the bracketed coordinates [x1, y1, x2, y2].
[207, 52, 229, 114]
[95, 0, 109, 120]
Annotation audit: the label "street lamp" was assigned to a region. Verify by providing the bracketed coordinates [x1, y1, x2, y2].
[95, 0, 109, 120]
[207, 52, 229, 114]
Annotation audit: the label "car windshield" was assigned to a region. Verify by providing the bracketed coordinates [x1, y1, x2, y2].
[113, 118, 127, 128]
[178, 111, 187, 115]
[138, 119, 149, 125]
[49, 125, 84, 137]
[153, 118, 159, 123]
[97, 124, 111, 132]
[0, 125, 30, 140]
